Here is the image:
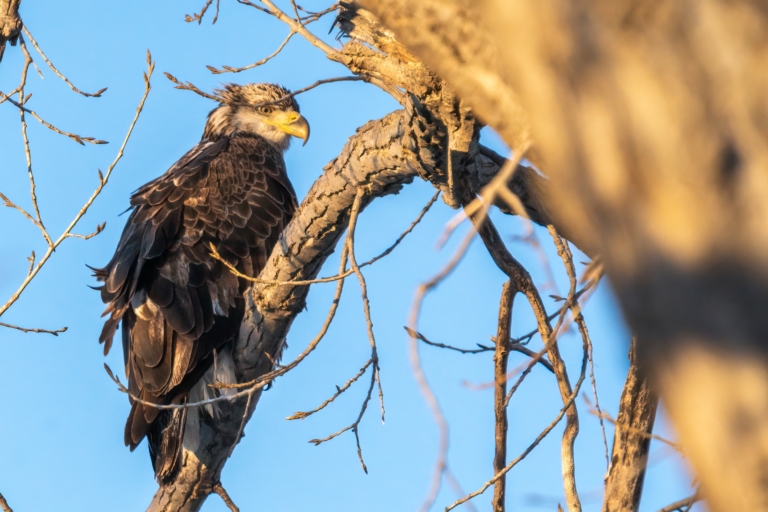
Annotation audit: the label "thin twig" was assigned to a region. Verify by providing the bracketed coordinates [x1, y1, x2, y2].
[16, 38, 52, 246]
[166, 71, 368, 108]
[472, 215, 582, 512]
[346, 188, 385, 424]
[105, 220, 354, 411]
[210, 190, 439, 286]
[251, 0, 336, 54]
[446, 342, 588, 511]
[286, 360, 373, 420]
[406, 227, 476, 512]
[0, 322, 67, 335]
[65, 221, 106, 240]
[549, 225, 610, 472]
[207, 30, 295, 74]
[0, 89, 107, 145]
[657, 493, 700, 512]
[440, 143, 530, 248]
[306, 189, 378, 473]
[26, 251, 35, 276]
[462, 282, 595, 394]
[163, 72, 219, 101]
[585, 403, 681, 452]
[0, 50, 154, 320]
[185, 0, 220, 24]
[405, 327, 555, 373]
[250, 76, 370, 108]
[22, 27, 107, 97]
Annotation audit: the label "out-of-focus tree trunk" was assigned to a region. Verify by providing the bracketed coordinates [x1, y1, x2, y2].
[0, 0, 22, 62]
[359, 1, 768, 510]
[602, 337, 658, 512]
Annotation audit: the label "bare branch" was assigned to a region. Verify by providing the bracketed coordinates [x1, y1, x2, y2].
[65, 221, 106, 240]
[211, 482, 239, 512]
[286, 360, 372, 420]
[0, 50, 153, 320]
[492, 281, 515, 512]
[656, 493, 700, 512]
[304, 188, 380, 473]
[0, 322, 66, 335]
[162, 72, 219, 101]
[0, 492, 13, 512]
[209, 190, 438, 286]
[599, 341, 662, 512]
[21, 27, 107, 97]
[405, 326, 555, 373]
[446, 346, 588, 511]
[549, 226, 610, 471]
[185, 0, 220, 24]
[0, 89, 107, 144]
[254, 0, 336, 54]
[207, 30, 295, 74]
[472, 215, 582, 512]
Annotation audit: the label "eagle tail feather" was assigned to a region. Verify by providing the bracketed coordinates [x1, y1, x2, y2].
[147, 399, 188, 483]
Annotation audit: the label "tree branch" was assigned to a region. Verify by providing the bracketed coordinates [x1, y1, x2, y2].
[602, 337, 658, 512]
[147, 107, 439, 511]
[492, 281, 515, 512]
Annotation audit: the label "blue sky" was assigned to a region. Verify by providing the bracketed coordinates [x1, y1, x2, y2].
[0, 1, 699, 510]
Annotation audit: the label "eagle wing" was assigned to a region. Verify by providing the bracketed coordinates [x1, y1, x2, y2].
[94, 134, 296, 463]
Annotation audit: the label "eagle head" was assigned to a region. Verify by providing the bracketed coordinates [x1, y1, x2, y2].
[203, 82, 310, 150]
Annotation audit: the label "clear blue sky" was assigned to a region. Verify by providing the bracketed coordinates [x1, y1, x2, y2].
[0, 2, 698, 511]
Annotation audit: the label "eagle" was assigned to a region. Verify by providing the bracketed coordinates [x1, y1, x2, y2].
[93, 83, 309, 481]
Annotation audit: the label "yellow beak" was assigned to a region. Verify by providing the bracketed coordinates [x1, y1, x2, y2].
[266, 111, 310, 146]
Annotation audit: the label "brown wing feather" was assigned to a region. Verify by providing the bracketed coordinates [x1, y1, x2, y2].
[93, 133, 296, 479]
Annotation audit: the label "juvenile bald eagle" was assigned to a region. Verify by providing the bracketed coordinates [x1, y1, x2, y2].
[93, 83, 309, 481]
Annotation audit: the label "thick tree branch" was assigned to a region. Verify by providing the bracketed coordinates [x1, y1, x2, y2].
[147, 106, 446, 510]
[145, 5, 602, 509]
[602, 337, 658, 512]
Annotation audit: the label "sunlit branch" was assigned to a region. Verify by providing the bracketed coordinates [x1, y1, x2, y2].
[22, 27, 107, 97]
[0, 51, 154, 320]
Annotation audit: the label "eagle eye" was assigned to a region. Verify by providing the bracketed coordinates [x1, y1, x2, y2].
[257, 106, 273, 115]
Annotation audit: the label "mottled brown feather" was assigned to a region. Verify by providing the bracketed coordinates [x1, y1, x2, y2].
[94, 131, 296, 480]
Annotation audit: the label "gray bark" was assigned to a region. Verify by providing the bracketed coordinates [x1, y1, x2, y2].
[359, 1, 768, 510]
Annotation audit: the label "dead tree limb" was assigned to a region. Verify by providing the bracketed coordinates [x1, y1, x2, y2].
[602, 337, 658, 512]
[147, 105, 453, 510]
[472, 215, 581, 512]
[493, 281, 515, 512]
[145, 4, 604, 509]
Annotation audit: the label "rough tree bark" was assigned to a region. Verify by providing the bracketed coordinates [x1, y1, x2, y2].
[0, 0, 22, 62]
[360, 1, 768, 510]
[147, 110, 420, 511]
[146, 4, 600, 509]
[147, 104, 563, 509]
[602, 337, 658, 512]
